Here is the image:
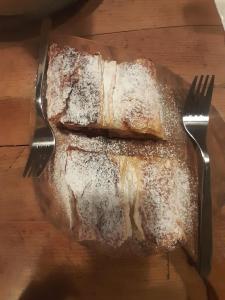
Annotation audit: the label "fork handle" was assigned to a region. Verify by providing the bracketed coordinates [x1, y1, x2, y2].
[198, 150, 212, 277]
[36, 18, 51, 120]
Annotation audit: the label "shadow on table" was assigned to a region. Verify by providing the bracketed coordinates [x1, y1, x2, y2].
[18, 266, 79, 300]
[170, 248, 219, 300]
[18, 247, 211, 300]
[0, 0, 102, 41]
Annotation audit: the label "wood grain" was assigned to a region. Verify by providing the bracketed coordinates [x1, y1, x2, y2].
[0, 146, 28, 174]
[56, 0, 221, 36]
[88, 26, 225, 82]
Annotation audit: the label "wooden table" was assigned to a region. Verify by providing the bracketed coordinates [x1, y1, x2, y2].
[0, 1, 225, 299]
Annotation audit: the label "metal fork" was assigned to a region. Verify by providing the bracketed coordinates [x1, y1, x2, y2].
[183, 75, 215, 277]
[23, 18, 55, 177]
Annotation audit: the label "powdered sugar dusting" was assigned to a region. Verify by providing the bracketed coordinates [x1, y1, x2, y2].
[61, 53, 103, 126]
[159, 85, 184, 140]
[65, 150, 132, 246]
[47, 129, 196, 249]
[47, 45, 79, 120]
[139, 159, 195, 248]
[47, 44, 165, 138]
[112, 60, 163, 135]
[48, 136, 74, 228]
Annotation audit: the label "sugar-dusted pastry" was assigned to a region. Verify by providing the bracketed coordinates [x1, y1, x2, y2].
[46, 44, 166, 139]
[42, 131, 197, 254]
[41, 41, 197, 257]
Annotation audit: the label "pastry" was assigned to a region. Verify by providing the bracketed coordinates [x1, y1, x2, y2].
[41, 42, 198, 256]
[46, 44, 166, 139]
[41, 130, 198, 255]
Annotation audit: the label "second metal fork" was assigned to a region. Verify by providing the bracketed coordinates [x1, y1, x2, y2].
[183, 75, 215, 277]
[23, 18, 55, 177]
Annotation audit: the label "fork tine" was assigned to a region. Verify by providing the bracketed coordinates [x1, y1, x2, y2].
[202, 75, 215, 115]
[189, 75, 198, 96]
[35, 166, 43, 177]
[206, 75, 215, 98]
[33, 147, 50, 177]
[36, 160, 46, 177]
[200, 75, 209, 96]
[23, 161, 30, 177]
[27, 163, 33, 177]
[195, 75, 205, 114]
[33, 150, 43, 177]
[29, 147, 40, 177]
[23, 150, 34, 177]
[196, 75, 204, 95]
[29, 148, 38, 177]
[38, 153, 49, 176]
[184, 76, 198, 113]
[33, 147, 44, 177]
